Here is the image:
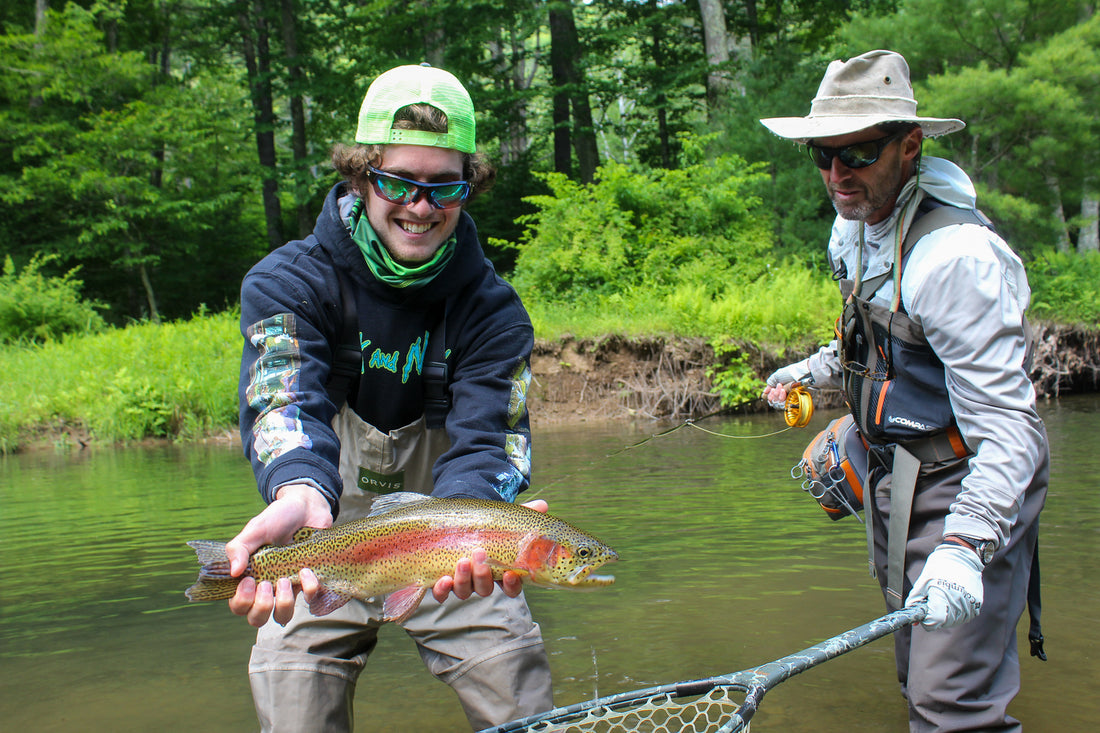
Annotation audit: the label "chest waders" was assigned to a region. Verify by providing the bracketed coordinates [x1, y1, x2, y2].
[838, 200, 993, 610]
[325, 265, 451, 519]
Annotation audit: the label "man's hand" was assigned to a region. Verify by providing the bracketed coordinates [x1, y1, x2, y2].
[763, 365, 802, 409]
[225, 483, 333, 627]
[431, 499, 549, 603]
[905, 543, 984, 630]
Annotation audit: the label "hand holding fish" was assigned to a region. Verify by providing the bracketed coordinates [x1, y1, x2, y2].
[191, 490, 620, 620]
[225, 482, 334, 626]
[431, 498, 549, 603]
[190, 492, 603, 629]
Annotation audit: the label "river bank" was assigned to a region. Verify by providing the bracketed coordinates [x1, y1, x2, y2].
[528, 321, 1100, 424]
[7, 321, 1097, 451]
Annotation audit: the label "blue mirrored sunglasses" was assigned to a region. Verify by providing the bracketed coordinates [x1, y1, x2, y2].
[807, 130, 906, 170]
[367, 165, 471, 210]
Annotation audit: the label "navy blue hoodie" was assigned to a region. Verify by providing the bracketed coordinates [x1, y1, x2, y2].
[239, 182, 534, 517]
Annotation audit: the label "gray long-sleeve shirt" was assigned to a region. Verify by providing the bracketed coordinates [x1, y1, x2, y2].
[791, 157, 1044, 548]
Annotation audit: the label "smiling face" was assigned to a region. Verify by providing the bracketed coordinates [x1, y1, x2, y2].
[815, 126, 922, 225]
[364, 144, 466, 265]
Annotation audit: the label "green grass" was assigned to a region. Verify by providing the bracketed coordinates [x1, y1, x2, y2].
[0, 309, 240, 452]
[525, 264, 837, 346]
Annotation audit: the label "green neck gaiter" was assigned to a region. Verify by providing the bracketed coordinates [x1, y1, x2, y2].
[347, 197, 455, 289]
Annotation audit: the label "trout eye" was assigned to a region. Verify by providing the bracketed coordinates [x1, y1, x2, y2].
[577, 547, 592, 559]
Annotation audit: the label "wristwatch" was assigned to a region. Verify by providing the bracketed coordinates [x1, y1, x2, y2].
[944, 534, 995, 565]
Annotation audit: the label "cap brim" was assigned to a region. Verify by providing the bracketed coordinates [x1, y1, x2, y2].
[760, 115, 965, 143]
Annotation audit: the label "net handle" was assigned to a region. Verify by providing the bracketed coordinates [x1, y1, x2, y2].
[481, 603, 928, 733]
[725, 602, 928, 726]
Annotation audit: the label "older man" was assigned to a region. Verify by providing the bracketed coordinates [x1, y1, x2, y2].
[760, 50, 1047, 732]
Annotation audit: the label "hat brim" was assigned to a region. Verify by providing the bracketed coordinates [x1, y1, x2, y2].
[760, 114, 964, 143]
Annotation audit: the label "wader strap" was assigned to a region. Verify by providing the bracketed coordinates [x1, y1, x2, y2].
[864, 476, 877, 580]
[902, 201, 993, 250]
[326, 265, 362, 410]
[905, 428, 971, 463]
[422, 313, 449, 430]
[1028, 539, 1047, 661]
[886, 445, 921, 610]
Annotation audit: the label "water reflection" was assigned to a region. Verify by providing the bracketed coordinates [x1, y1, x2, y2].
[0, 396, 1096, 731]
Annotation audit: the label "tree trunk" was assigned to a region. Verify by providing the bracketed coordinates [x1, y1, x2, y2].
[1079, 175, 1099, 253]
[648, 16, 672, 167]
[31, 0, 49, 109]
[1045, 173, 1072, 253]
[548, 1, 598, 182]
[139, 263, 161, 324]
[279, 0, 313, 238]
[549, 4, 573, 176]
[150, 2, 171, 190]
[489, 23, 535, 166]
[238, 1, 283, 251]
[35, 0, 48, 35]
[697, 0, 733, 111]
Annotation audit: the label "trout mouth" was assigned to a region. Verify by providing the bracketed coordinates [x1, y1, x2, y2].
[566, 561, 616, 587]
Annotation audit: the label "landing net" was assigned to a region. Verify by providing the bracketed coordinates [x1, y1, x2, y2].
[514, 684, 750, 733]
[485, 604, 926, 733]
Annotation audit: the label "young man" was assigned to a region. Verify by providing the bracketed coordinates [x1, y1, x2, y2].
[760, 50, 1047, 731]
[225, 64, 553, 731]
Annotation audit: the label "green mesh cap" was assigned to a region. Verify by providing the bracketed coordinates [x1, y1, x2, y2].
[355, 64, 477, 153]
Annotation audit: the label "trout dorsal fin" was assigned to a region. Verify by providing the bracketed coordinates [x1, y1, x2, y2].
[367, 491, 433, 518]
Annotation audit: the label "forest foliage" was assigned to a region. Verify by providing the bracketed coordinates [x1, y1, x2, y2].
[2, 0, 1099, 446]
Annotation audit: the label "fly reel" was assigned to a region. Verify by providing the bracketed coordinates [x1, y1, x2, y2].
[784, 385, 814, 428]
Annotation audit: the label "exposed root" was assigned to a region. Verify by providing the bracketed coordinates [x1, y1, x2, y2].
[529, 322, 1099, 425]
[1029, 322, 1100, 397]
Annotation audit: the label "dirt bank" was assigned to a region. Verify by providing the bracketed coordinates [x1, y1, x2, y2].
[18, 323, 1097, 450]
[527, 322, 1100, 426]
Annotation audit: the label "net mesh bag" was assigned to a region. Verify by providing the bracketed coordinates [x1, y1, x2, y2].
[517, 686, 749, 733]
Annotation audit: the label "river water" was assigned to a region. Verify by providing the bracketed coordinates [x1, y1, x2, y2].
[1, 396, 1096, 732]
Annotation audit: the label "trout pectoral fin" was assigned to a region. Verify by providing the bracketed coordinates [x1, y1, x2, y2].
[483, 556, 529, 577]
[308, 587, 354, 617]
[382, 584, 428, 624]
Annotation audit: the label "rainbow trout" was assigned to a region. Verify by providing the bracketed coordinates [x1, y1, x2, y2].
[185, 492, 618, 622]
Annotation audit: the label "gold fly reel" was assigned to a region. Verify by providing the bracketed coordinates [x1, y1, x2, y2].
[784, 385, 814, 428]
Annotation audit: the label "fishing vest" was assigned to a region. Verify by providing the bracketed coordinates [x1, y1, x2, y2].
[834, 199, 994, 608]
[833, 199, 994, 461]
[830, 201, 1045, 644]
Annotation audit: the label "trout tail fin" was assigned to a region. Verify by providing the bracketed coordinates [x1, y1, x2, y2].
[185, 540, 242, 602]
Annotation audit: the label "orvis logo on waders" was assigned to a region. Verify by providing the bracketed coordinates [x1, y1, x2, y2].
[358, 467, 405, 494]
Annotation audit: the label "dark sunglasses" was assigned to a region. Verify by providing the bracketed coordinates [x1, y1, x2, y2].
[367, 165, 471, 210]
[807, 130, 906, 170]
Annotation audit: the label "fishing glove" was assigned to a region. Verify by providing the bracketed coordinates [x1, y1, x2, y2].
[905, 543, 984, 630]
[765, 365, 804, 409]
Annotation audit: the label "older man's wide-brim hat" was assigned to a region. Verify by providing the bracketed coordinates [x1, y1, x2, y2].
[760, 50, 964, 143]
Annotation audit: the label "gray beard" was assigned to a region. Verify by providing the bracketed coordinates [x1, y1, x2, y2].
[828, 163, 910, 222]
[829, 187, 895, 221]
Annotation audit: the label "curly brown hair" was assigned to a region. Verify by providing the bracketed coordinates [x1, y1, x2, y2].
[332, 103, 495, 202]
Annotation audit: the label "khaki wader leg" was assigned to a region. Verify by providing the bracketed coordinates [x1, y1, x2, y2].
[248, 589, 553, 732]
[248, 405, 553, 731]
[403, 591, 553, 730]
[249, 594, 383, 733]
